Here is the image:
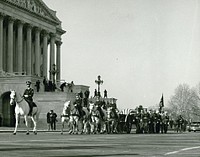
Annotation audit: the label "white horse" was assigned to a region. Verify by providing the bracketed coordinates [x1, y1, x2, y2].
[79, 106, 90, 134]
[89, 102, 107, 134]
[89, 103, 101, 134]
[68, 102, 80, 134]
[9, 90, 40, 135]
[60, 100, 71, 134]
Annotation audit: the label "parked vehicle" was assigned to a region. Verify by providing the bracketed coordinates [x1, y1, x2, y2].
[187, 122, 200, 132]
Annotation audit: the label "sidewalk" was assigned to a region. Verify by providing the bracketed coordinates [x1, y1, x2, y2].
[0, 127, 62, 133]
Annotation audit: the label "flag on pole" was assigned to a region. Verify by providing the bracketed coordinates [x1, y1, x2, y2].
[159, 94, 164, 107]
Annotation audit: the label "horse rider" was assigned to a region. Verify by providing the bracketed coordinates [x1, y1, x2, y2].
[95, 96, 104, 120]
[73, 94, 84, 118]
[23, 81, 34, 116]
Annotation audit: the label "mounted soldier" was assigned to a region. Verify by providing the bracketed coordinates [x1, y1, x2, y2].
[73, 94, 84, 118]
[94, 96, 104, 120]
[23, 81, 36, 116]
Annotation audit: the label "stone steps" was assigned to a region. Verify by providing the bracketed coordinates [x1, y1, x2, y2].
[33, 91, 76, 130]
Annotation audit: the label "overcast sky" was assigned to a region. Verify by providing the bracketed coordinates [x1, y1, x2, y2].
[43, 0, 200, 110]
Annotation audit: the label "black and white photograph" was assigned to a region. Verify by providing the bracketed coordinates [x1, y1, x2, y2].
[0, 0, 200, 156]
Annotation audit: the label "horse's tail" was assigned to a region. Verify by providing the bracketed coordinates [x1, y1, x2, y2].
[35, 102, 41, 122]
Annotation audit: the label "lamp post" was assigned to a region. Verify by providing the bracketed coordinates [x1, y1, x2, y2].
[49, 64, 59, 84]
[95, 75, 103, 97]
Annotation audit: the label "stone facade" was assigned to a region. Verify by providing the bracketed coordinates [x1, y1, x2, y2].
[0, 0, 65, 78]
[0, 0, 66, 127]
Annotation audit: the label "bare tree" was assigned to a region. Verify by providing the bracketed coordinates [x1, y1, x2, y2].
[168, 83, 200, 121]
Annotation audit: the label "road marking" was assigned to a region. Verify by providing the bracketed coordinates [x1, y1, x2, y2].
[164, 146, 200, 155]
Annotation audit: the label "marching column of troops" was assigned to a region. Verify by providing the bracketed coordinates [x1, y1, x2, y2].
[131, 108, 171, 134]
[119, 105, 188, 134]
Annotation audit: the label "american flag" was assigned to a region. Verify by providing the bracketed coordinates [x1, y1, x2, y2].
[159, 94, 164, 107]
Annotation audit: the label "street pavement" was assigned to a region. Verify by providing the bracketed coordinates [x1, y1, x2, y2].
[0, 130, 200, 157]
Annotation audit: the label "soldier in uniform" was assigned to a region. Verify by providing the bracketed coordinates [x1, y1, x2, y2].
[142, 108, 150, 133]
[23, 81, 35, 116]
[135, 108, 142, 134]
[161, 111, 169, 133]
[154, 110, 161, 133]
[148, 110, 155, 133]
[176, 115, 184, 133]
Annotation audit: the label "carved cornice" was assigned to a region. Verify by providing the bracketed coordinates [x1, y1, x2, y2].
[55, 41, 62, 46]
[5, 0, 59, 25]
[41, 30, 49, 36]
[26, 23, 33, 30]
[34, 27, 42, 33]
[0, 13, 6, 20]
[17, 20, 25, 26]
[50, 33, 56, 38]
[57, 27, 66, 35]
[8, 16, 15, 23]
[2, 0, 65, 37]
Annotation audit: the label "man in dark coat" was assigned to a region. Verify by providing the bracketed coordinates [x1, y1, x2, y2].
[49, 110, 57, 130]
[35, 80, 40, 92]
[47, 111, 51, 131]
[104, 90, 107, 98]
[94, 89, 97, 97]
[60, 82, 66, 92]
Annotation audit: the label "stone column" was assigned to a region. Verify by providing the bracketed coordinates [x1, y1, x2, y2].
[3, 24, 7, 71]
[35, 27, 41, 76]
[26, 24, 32, 75]
[7, 17, 15, 73]
[23, 37, 27, 74]
[49, 33, 55, 80]
[0, 13, 5, 72]
[56, 41, 62, 81]
[42, 31, 48, 78]
[17, 20, 24, 74]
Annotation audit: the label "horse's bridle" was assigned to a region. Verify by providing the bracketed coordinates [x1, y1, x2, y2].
[10, 93, 24, 104]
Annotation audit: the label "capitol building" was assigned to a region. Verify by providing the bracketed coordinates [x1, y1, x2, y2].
[0, 0, 117, 129]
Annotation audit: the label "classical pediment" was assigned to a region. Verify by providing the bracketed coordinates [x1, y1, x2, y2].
[5, 0, 60, 23]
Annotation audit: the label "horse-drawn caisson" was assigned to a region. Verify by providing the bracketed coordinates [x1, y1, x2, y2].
[118, 108, 136, 134]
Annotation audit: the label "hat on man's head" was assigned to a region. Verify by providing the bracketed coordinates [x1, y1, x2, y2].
[26, 81, 31, 85]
